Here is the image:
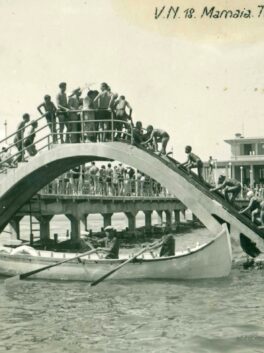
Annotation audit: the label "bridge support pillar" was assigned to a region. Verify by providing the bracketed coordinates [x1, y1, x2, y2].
[192, 213, 199, 222]
[35, 215, 53, 243]
[174, 210, 180, 224]
[144, 211, 152, 232]
[181, 209, 186, 220]
[230, 225, 243, 257]
[165, 210, 172, 227]
[125, 212, 138, 233]
[156, 210, 163, 224]
[66, 214, 81, 242]
[9, 216, 23, 240]
[80, 213, 88, 233]
[102, 213, 113, 229]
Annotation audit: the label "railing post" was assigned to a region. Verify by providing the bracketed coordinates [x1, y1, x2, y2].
[111, 111, 114, 142]
[21, 137, 25, 162]
[48, 133, 51, 150]
[81, 111, 84, 143]
[135, 169, 138, 196]
[130, 122, 133, 145]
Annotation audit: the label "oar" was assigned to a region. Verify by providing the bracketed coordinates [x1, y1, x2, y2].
[90, 240, 163, 287]
[5, 248, 101, 285]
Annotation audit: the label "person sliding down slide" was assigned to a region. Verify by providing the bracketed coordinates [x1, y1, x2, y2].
[210, 175, 241, 203]
[239, 190, 261, 224]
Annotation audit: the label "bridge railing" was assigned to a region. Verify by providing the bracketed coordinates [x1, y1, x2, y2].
[0, 114, 51, 173]
[39, 177, 175, 198]
[0, 109, 134, 174]
[47, 109, 134, 144]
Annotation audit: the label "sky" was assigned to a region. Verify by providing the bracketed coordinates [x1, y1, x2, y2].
[0, 0, 264, 161]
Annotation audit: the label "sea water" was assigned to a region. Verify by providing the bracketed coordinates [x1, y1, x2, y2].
[0, 215, 264, 353]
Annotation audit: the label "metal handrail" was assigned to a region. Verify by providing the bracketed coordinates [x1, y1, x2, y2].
[0, 134, 51, 173]
[39, 178, 174, 198]
[0, 111, 135, 174]
[0, 113, 48, 146]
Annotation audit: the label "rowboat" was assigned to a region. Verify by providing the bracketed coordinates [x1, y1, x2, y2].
[0, 225, 232, 282]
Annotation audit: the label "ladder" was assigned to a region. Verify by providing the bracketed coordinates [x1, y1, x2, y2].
[28, 195, 41, 246]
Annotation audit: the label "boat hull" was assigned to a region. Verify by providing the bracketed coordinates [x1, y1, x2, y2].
[0, 226, 232, 282]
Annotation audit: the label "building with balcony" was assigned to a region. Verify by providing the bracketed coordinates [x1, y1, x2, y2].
[204, 133, 264, 187]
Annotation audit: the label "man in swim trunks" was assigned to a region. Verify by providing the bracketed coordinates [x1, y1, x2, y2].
[210, 174, 241, 203]
[56, 82, 69, 143]
[24, 120, 38, 156]
[142, 125, 170, 155]
[94, 83, 113, 141]
[114, 95, 133, 139]
[239, 190, 261, 223]
[179, 145, 204, 180]
[37, 95, 58, 142]
[14, 113, 30, 162]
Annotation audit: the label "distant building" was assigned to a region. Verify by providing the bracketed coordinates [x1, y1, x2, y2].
[204, 133, 264, 187]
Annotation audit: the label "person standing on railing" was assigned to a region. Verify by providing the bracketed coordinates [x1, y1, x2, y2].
[94, 83, 113, 142]
[141, 125, 170, 155]
[37, 95, 57, 143]
[114, 95, 132, 140]
[24, 120, 38, 156]
[14, 113, 30, 162]
[56, 82, 69, 143]
[68, 88, 82, 143]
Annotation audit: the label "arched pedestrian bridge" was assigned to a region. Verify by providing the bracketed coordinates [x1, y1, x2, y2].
[0, 141, 264, 255]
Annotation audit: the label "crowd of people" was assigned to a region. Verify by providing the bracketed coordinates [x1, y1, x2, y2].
[0, 80, 211, 189]
[42, 162, 169, 198]
[6, 81, 174, 164]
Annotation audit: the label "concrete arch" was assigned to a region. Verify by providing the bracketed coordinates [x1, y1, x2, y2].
[0, 142, 263, 253]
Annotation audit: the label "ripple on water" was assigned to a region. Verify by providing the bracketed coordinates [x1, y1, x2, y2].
[0, 233, 264, 352]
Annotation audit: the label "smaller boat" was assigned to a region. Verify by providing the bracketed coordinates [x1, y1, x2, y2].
[0, 224, 232, 282]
